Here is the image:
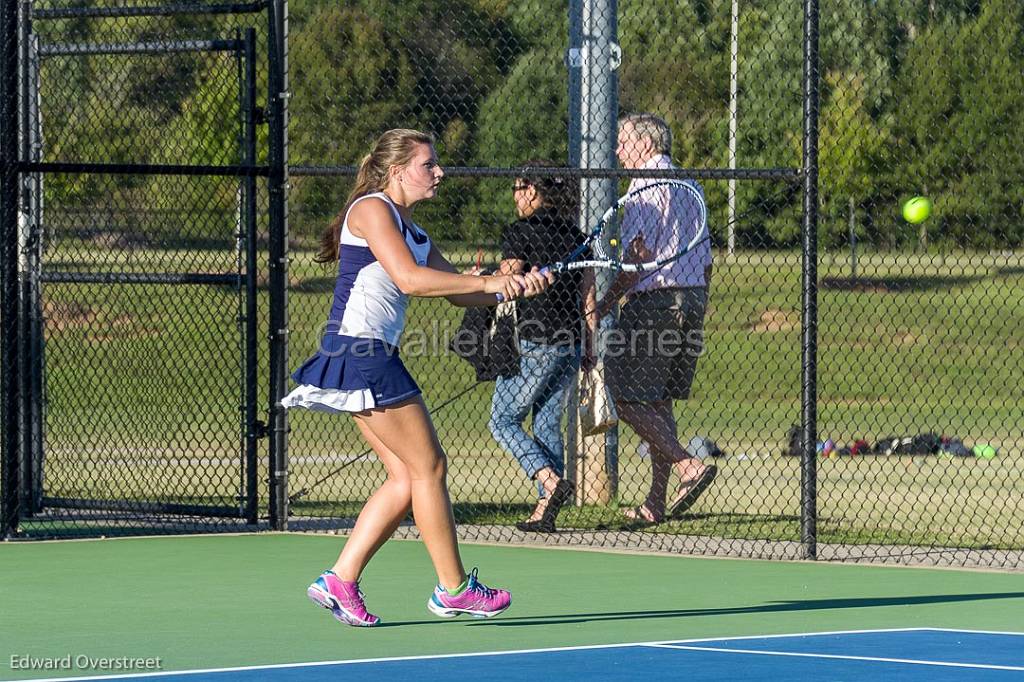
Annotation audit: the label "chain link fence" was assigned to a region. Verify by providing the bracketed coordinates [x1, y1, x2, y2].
[2, 1, 277, 536]
[2, 0, 1021, 568]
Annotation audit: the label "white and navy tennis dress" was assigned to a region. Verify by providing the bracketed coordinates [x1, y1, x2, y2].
[282, 192, 432, 413]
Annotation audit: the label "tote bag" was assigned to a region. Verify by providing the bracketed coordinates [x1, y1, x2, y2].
[579, 362, 618, 437]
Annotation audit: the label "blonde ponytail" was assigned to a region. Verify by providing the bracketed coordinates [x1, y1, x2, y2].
[315, 129, 434, 263]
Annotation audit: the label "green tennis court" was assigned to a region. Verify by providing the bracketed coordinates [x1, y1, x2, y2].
[3, 3, 1024, 681]
[3, 534, 1022, 680]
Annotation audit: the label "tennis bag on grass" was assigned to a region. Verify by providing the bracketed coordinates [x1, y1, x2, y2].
[872, 432, 941, 455]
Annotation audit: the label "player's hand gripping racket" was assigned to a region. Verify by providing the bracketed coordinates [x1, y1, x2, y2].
[495, 179, 708, 301]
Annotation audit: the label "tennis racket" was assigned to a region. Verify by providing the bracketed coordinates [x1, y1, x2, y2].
[496, 179, 708, 301]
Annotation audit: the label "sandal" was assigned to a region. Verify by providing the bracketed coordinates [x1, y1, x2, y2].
[667, 465, 718, 518]
[622, 505, 663, 525]
[515, 479, 574, 533]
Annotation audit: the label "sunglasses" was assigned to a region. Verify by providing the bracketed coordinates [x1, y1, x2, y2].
[512, 183, 531, 193]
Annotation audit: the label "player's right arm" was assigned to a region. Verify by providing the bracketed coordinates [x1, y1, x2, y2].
[347, 197, 526, 301]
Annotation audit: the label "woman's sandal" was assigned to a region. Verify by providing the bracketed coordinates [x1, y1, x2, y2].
[516, 479, 574, 533]
[622, 505, 663, 525]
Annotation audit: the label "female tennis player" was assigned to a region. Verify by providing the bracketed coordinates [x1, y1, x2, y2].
[283, 128, 553, 626]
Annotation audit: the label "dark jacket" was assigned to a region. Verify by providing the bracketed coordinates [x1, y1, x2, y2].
[449, 270, 520, 381]
[500, 208, 586, 345]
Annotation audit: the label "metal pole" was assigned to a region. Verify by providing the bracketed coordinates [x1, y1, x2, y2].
[16, 4, 43, 518]
[17, 0, 29, 514]
[568, 0, 581, 168]
[241, 28, 259, 525]
[800, 0, 821, 560]
[2, 0, 22, 538]
[267, 0, 290, 530]
[566, 0, 582, 502]
[571, 0, 618, 503]
[38, 39, 243, 57]
[290, 165, 798, 181]
[727, 0, 739, 256]
[30, 1, 265, 19]
[849, 196, 857, 280]
[27, 32, 43, 515]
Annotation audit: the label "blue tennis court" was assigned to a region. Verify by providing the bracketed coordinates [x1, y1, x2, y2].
[21, 629, 1024, 682]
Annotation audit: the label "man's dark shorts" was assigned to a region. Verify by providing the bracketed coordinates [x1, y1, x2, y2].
[606, 287, 707, 403]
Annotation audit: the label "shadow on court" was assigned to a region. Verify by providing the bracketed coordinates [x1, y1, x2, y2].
[374, 591, 1024, 628]
[594, 511, 804, 532]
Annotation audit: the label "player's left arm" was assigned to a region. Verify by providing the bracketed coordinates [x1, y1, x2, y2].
[427, 246, 500, 307]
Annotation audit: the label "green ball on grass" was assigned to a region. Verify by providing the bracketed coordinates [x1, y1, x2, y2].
[972, 444, 997, 460]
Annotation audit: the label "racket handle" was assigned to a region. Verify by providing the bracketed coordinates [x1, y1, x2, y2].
[494, 266, 554, 303]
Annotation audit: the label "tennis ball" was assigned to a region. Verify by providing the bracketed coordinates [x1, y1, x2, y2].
[972, 444, 997, 460]
[610, 238, 619, 247]
[902, 196, 932, 224]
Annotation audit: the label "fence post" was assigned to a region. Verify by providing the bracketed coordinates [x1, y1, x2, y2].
[1, 0, 21, 538]
[727, 0, 739, 256]
[23, 28, 44, 516]
[800, 0, 821, 560]
[267, 0, 290, 530]
[848, 196, 857, 280]
[241, 28, 259, 525]
[569, 0, 618, 505]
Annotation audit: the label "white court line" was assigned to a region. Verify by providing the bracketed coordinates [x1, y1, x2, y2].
[920, 627, 1024, 637]
[9, 627, 1021, 682]
[647, 643, 1024, 672]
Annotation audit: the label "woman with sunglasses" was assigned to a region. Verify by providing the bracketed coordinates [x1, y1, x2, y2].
[488, 160, 597, 532]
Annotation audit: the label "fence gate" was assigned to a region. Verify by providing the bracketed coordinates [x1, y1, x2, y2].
[9, 3, 274, 537]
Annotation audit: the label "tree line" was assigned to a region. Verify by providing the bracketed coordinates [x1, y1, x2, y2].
[36, 0, 1024, 250]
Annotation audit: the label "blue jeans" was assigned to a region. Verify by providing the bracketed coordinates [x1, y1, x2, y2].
[489, 339, 580, 496]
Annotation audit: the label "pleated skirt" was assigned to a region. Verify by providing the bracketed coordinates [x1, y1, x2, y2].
[282, 334, 420, 414]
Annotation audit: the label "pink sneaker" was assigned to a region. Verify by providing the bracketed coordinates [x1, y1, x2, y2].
[307, 571, 380, 627]
[427, 568, 511, 619]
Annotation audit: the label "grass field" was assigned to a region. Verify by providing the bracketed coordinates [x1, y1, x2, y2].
[27, 242, 1024, 548]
